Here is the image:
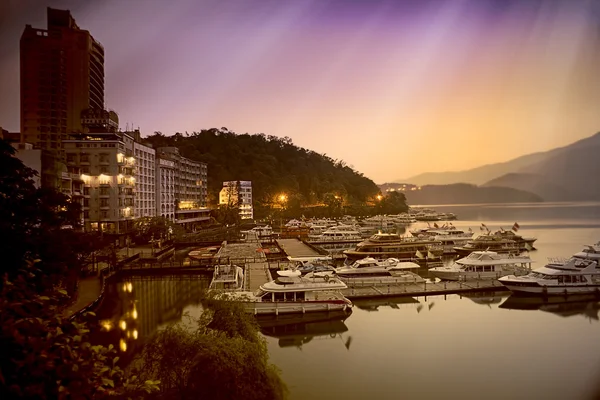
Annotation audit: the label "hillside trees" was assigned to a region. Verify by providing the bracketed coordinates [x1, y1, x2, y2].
[144, 129, 380, 217]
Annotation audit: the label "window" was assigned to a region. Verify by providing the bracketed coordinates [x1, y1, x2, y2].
[100, 199, 108, 207]
[83, 187, 90, 195]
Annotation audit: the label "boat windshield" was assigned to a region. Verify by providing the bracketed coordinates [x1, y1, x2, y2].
[254, 288, 268, 297]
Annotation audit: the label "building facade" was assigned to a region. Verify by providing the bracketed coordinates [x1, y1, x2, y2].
[63, 131, 136, 236]
[156, 147, 209, 230]
[133, 139, 156, 219]
[156, 157, 176, 221]
[219, 180, 253, 220]
[20, 7, 104, 150]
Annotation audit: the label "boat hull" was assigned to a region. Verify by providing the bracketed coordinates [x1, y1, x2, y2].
[499, 279, 600, 295]
[429, 270, 508, 281]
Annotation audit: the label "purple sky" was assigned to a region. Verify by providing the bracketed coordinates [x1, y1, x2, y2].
[1, 0, 599, 182]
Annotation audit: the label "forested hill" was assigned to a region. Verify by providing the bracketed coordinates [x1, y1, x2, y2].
[144, 128, 380, 208]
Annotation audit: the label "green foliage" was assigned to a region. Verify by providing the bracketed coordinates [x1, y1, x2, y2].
[377, 191, 409, 215]
[0, 260, 131, 398]
[145, 129, 380, 218]
[132, 216, 184, 245]
[134, 301, 287, 399]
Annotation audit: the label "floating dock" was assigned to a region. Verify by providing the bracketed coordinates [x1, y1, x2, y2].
[342, 279, 507, 299]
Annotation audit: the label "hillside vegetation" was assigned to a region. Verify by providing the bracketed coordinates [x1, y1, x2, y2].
[144, 129, 381, 215]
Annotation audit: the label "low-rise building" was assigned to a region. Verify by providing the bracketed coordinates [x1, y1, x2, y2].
[219, 180, 253, 220]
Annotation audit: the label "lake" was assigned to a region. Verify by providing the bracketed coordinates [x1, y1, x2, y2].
[96, 202, 600, 400]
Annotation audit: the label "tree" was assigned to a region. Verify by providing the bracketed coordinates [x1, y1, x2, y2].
[132, 216, 184, 245]
[0, 139, 94, 290]
[134, 300, 287, 399]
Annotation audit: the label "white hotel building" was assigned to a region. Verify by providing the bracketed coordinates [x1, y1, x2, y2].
[219, 180, 253, 220]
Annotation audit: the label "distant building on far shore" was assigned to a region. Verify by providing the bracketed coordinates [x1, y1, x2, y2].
[219, 181, 253, 220]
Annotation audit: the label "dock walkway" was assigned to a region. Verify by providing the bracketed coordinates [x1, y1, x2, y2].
[342, 279, 507, 299]
[276, 238, 323, 259]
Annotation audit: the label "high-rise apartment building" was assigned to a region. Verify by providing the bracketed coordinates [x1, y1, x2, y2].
[219, 181, 254, 220]
[20, 7, 104, 150]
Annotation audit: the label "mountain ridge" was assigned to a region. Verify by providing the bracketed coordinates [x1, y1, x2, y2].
[400, 132, 600, 186]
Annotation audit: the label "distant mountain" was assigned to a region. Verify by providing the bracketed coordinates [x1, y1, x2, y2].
[400, 132, 600, 201]
[482, 173, 571, 201]
[401, 132, 600, 187]
[400, 183, 543, 205]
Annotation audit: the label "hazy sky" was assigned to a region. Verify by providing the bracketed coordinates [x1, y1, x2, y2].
[1, 0, 599, 183]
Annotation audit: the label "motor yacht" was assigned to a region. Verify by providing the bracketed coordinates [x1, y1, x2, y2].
[343, 233, 443, 262]
[312, 225, 363, 242]
[453, 234, 521, 257]
[429, 251, 532, 281]
[224, 270, 353, 315]
[573, 241, 600, 262]
[209, 264, 245, 291]
[499, 257, 600, 295]
[492, 229, 537, 251]
[335, 257, 423, 284]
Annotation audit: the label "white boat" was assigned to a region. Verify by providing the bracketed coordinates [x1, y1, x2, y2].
[314, 225, 362, 241]
[241, 225, 273, 241]
[361, 215, 397, 227]
[224, 270, 353, 315]
[573, 241, 600, 262]
[499, 257, 600, 295]
[429, 251, 532, 281]
[209, 264, 245, 291]
[335, 257, 424, 284]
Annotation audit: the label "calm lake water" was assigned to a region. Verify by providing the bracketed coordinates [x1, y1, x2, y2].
[96, 202, 600, 400]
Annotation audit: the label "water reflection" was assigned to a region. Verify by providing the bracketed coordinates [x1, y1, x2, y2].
[95, 274, 210, 356]
[500, 294, 600, 322]
[461, 292, 506, 308]
[353, 296, 420, 312]
[257, 310, 352, 349]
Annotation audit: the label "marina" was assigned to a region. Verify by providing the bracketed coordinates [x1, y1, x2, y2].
[90, 202, 600, 400]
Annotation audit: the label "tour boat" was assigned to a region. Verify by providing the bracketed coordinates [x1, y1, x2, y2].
[224, 270, 353, 315]
[361, 215, 398, 228]
[343, 233, 443, 263]
[209, 264, 245, 291]
[410, 225, 472, 238]
[453, 234, 521, 257]
[335, 257, 423, 284]
[498, 257, 600, 295]
[429, 251, 532, 281]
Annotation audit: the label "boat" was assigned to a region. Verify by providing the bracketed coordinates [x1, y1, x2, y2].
[335, 257, 423, 284]
[492, 229, 537, 251]
[209, 264, 245, 291]
[453, 234, 522, 257]
[223, 270, 353, 315]
[573, 241, 600, 262]
[311, 225, 363, 242]
[410, 224, 472, 238]
[343, 232, 443, 263]
[241, 225, 274, 241]
[293, 260, 336, 275]
[361, 215, 397, 228]
[498, 257, 600, 295]
[429, 251, 533, 281]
